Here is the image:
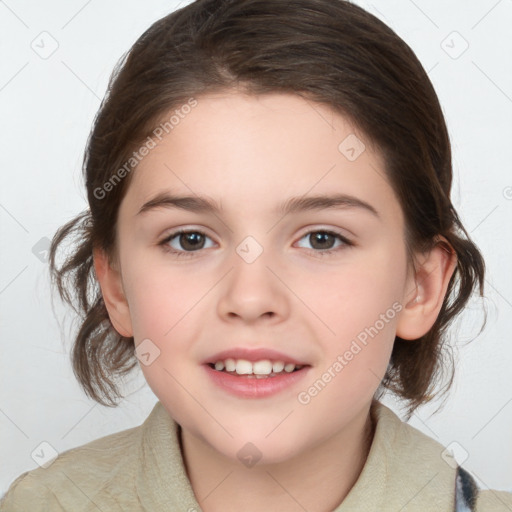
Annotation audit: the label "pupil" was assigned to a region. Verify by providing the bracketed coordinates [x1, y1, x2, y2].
[311, 232, 333, 249]
[181, 232, 204, 250]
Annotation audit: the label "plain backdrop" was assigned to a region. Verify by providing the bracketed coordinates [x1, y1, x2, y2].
[1, 0, 511, 497]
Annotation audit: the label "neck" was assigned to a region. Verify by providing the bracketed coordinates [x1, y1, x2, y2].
[180, 401, 376, 512]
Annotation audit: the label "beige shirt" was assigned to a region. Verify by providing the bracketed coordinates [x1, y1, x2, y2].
[1, 400, 511, 511]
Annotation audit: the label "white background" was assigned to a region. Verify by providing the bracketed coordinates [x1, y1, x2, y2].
[1, 0, 511, 497]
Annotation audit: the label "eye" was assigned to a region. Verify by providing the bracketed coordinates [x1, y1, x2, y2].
[295, 229, 353, 256]
[159, 229, 215, 258]
[158, 228, 353, 259]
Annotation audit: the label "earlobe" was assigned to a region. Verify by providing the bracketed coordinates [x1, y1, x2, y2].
[93, 247, 133, 338]
[396, 237, 457, 341]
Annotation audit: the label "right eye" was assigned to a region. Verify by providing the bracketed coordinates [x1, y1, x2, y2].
[159, 229, 216, 258]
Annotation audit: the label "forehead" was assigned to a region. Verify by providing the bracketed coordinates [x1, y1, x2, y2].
[120, 91, 401, 224]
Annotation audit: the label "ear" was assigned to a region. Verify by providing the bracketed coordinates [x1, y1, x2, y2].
[93, 247, 133, 338]
[396, 236, 457, 340]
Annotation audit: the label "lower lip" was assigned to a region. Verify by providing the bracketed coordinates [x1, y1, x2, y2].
[203, 364, 311, 399]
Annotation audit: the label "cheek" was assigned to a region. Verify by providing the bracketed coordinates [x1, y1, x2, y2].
[122, 260, 205, 412]
[122, 254, 204, 340]
[310, 254, 404, 333]
[308, 249, 404, 377]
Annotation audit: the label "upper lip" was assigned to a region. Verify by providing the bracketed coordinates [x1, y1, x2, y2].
[203, 347, 310, 366]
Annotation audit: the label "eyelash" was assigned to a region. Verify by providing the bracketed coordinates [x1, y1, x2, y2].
[158, 228, 354, 259]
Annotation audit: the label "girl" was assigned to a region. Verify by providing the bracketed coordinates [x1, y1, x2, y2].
[2, 0, 511, 510]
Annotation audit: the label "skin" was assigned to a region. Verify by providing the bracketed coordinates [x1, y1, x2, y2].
[94, 90, 457, 511]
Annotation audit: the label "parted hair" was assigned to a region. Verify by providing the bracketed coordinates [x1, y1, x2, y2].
[48, 0, 486, 418]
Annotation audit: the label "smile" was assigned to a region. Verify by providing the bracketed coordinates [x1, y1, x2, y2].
[203, 362, 311, 398]
[209, 358, 305, 377]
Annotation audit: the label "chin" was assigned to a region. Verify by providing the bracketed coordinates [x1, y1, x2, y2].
[208, 423, 311, 467]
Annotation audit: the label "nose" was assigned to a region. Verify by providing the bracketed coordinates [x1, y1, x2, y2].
[216, 250, 290, 325]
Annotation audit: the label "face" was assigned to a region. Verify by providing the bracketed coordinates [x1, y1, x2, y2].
[113, 90, 414, 464]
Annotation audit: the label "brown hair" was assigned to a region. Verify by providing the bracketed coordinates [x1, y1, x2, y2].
[48, 0, 486, 418]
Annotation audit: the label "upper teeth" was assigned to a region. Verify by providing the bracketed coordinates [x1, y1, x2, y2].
[213, 359, 302, 375]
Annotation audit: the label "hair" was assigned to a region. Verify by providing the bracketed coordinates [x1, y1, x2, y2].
[48, 0, 486, 418]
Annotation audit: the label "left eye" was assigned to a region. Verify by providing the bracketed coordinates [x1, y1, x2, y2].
[159, 229, 352, 258]
[295, 230, 351, 254]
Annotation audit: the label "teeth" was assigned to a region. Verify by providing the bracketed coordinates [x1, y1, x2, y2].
[225, 358, 236, 372]
[272, 361, 285, 373]
[252, 360, 273, 375]
[235, 360, 253, 375]
[210, 358, 304, 376]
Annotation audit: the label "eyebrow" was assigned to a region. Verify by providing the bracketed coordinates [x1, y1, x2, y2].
[136, 191, 380, 218]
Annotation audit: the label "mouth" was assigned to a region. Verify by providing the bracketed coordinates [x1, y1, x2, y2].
[203, 357, 312, 398]
[206, 358, 309, 379]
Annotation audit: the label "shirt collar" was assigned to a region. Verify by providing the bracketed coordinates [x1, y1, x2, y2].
[135, 399, 457, 511]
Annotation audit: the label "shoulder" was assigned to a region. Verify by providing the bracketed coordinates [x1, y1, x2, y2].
[0, 471, 64, 511]
[0, 422, 142, 511]
[476, 489, 512, 511]
[372, 403, 512, 510]
[372, 401, 456, 467]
